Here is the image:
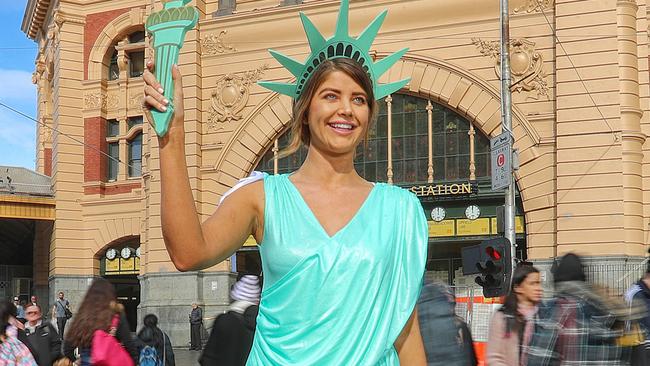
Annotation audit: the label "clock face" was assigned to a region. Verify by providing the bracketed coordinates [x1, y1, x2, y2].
[430, 207, 446, 222]
[106, 248, 117, 260]
[135, 247, 141, 258]
[465, 205, 480, 220]
[120, 247, 132, 259]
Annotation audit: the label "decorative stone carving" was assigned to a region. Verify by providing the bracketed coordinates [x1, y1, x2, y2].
[84, 93, 103, 109]
[130, 93, 144, 109]
[32, 55, 47, 85]
[40, 120, 52, 144]
[46, 10, 65, 46]
[106, 94, 119, 109]
[117, 41, 129, 73]
[208, 64, 268, 131]
[513, 0, 554, 13]
[472, 38, 549, 100]
[202, 31, 236, 56]
[84, 93, 120, 110]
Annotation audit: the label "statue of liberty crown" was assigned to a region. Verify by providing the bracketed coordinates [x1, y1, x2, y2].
[258, 0, 409, 101]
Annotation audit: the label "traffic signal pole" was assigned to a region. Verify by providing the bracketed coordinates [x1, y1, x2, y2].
[500, 0, 517, 276]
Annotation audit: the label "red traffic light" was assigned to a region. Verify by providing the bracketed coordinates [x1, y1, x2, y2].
[485, 246, 502, 260]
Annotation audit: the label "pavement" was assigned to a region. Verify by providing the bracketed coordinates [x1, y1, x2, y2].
[174, 348, 202, 366]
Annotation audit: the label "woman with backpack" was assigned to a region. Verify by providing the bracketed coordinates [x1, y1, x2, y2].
[137, 314, 175, 366]
[61, 278, 139, 365]
[0, 300, 37, 366]
[487, 264, 542, 366]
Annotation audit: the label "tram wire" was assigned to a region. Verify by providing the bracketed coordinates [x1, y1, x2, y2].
[0, 100, 135, 171]
[528, 7, 622, 236]
[0, 99, 231, 199]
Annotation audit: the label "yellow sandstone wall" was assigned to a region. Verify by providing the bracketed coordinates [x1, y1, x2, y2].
[26, 0, 650, 279]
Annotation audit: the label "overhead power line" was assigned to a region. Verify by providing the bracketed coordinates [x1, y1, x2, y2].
[0, 100, 135, 170]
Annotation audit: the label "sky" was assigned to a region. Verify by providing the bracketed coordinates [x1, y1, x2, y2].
[0, 0, 38, 170]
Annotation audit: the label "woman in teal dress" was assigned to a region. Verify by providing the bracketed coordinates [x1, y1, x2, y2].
[142, 1, 428, 364]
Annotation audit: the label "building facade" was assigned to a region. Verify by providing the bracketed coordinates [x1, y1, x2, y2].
[21, 0, 650, 345]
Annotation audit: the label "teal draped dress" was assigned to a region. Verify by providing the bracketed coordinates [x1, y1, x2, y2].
[245, 173, 428, 365]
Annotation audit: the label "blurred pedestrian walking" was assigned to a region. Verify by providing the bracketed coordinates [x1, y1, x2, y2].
[527, 253, 635, 365]
[62, 278, 139, 366]
[624, 250, 650, 365]
[137, 314, 175, 366]
[18, 304, 62, 366]
[189, 303, 203, 351]
[0, 300, 37, 365]
[418, 282, 476, 366]
[200, 274, 261, 366]
[487, 264, 542, 366]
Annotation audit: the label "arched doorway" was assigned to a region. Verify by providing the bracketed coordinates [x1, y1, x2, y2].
[251, 93, 526, 285]
[100, 236, 141, 331]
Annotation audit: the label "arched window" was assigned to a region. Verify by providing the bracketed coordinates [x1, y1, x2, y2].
[256, 94, 491, 184]
[106, 30, 146, 81]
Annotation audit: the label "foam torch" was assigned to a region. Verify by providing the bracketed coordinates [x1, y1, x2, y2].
[145, 0, 199, 137]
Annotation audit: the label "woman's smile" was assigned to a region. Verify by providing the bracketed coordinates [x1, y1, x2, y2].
[328, 120, 357, 135]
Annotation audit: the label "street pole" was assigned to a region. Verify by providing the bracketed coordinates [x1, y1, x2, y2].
[500, 0, 517, 273]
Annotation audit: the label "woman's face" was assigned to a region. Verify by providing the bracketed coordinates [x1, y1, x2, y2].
[306, 70, 370, 156]
[514, 272, 542, 305]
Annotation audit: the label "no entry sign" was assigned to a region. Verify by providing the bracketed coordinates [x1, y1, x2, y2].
[491, 132, 511, 190]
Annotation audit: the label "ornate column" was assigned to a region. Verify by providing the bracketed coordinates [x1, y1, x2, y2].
[386, 95, 393, 184]
[469, 124, 476, 181]
[32, 54, 52, 176]
[116, 39, 130, 81]
[617, 0, 645, 251]
[118, 118, 128, 181]
[426, 100, 433, 183]
[273, 139, 279, 175]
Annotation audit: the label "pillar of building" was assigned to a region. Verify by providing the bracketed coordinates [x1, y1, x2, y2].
[46, 8, 95, 288]
[48, 275, 96, 320]
[138, 271, 235, 347]
[618, 0, 645, 256]
[33, 221, 53, 310]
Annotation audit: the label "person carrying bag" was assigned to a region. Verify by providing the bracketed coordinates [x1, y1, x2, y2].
[62, 279, 139, 366]
[91, 314, 133, 366]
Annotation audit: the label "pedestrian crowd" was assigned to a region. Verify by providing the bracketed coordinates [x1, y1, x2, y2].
[5, 253, 650, 366]
[483, 251, 650, 366]
[412, 251, 650, 366]
[0, 278, 181, 366]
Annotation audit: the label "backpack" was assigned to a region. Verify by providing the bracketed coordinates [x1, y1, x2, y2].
[138, 346, 162, 366]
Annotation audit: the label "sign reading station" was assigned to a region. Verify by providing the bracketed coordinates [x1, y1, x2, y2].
[408, 182, 475, 198]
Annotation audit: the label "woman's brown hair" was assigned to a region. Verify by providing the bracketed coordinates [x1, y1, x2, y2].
[280, 57, 379, 158]
[64, 277, 120, 348]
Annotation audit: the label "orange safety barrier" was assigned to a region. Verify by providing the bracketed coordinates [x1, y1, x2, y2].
[455, 295, 504, 366]
[456, 296, 504, 304]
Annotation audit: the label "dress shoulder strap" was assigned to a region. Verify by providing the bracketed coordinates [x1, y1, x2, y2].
[219, 171, 267, 205]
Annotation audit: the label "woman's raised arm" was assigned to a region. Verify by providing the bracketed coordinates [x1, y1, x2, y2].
[143, 61, 263, 271]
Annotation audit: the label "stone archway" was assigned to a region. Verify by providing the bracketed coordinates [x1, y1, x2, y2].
[87, 217, 142, 260]
[86, 8, 147, 81]
[212, 55, 555, 250]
